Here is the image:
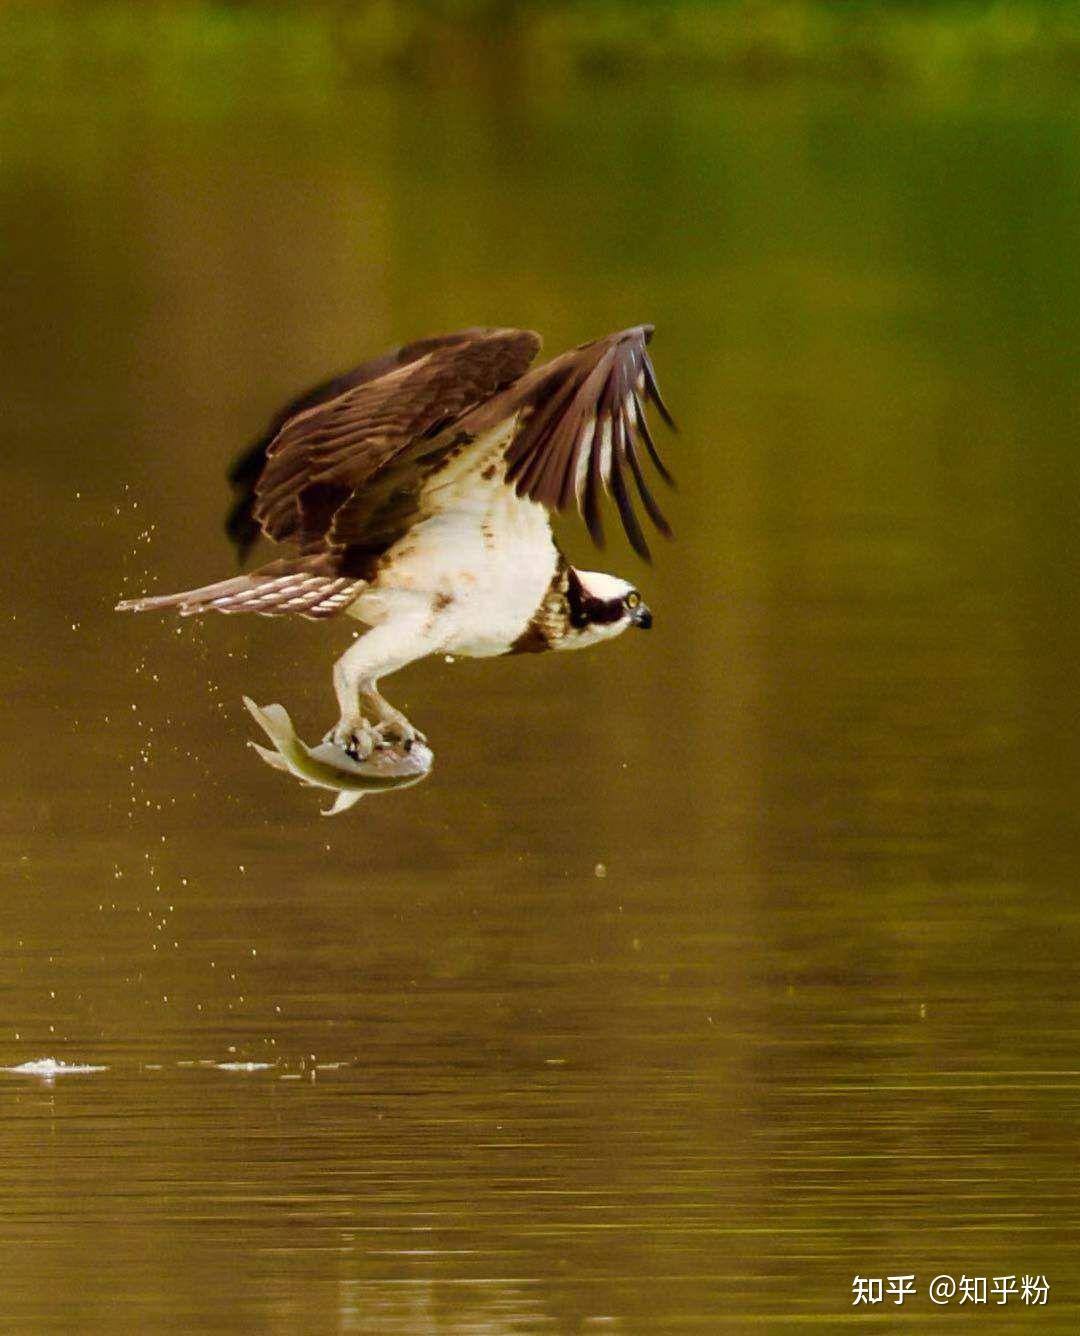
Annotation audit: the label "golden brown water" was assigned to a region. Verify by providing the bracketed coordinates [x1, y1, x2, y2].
[2, 17, 1079, 1332]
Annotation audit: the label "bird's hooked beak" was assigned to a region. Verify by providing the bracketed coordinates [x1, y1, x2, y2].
[630, 602, 653, 630]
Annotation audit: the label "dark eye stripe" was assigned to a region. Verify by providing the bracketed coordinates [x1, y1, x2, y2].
[585, 596, 624, 625]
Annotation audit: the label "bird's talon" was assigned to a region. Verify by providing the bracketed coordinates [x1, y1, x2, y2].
[326, 718, 377, 761]
[371, 716, 423, 752]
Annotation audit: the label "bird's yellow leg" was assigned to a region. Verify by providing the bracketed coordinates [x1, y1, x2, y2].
[327, 614, 433, 758]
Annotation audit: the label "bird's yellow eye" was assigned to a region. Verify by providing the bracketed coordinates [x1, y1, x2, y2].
[625, 591, 641, 609]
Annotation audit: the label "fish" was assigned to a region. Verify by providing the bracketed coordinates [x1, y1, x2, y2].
[242, 697, 433, 815]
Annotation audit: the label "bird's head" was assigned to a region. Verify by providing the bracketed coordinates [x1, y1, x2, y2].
[556, 568, 653, 650]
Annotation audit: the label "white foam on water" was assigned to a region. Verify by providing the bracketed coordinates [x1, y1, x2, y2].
[214, 1061, 275, 1073]
[4, 1058, 108, 1079]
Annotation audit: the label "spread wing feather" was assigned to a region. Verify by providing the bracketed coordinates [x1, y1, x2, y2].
[225, 323, 671, 579]
[463, 324, 675, 560]
[227, 328, 541, 559]
[227, 338, 447, 561]
[253, 327, 541, 551]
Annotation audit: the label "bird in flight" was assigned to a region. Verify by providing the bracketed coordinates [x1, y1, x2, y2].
[117, 325, 676, 761]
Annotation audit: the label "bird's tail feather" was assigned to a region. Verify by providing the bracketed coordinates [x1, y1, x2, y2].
[115, 564, 365, 619]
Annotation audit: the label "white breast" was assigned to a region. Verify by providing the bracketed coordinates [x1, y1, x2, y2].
[350, 422, 558, 658]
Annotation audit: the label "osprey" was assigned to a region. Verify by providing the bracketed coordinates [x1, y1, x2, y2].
[117, 325, 675, 759]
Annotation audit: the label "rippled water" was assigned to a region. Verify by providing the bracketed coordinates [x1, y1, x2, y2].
[1, 16, 1079, 1332]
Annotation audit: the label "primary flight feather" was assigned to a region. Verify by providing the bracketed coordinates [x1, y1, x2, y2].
[117, 325, 676, 762]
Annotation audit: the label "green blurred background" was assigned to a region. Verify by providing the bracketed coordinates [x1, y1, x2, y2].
[7, 0, 1080, 84]
[1, 2, 1078, 1332]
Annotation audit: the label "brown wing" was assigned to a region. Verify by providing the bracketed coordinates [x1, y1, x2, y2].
[460, 324, 675, 561]
[227, 327, 540, 560]
[226, 339, 437, 560]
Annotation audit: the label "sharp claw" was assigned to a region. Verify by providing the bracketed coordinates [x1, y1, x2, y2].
[326, 718, 377, 761]
[371, 716, 424, 751]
